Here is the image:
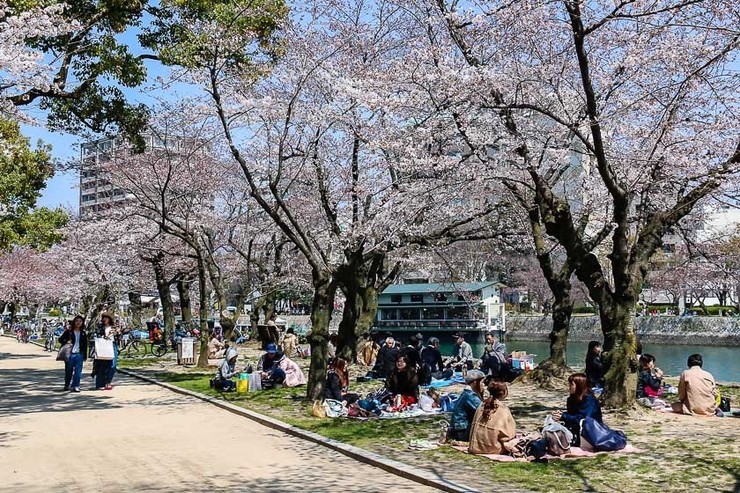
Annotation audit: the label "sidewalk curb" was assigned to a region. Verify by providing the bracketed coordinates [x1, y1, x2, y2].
[119, 368, 480, 493]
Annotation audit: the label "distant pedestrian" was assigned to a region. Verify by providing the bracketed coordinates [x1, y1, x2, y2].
[95, 312, 116, 391]
[59, 316, 87, 392]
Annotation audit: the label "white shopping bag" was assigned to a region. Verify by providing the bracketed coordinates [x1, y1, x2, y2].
[94, 337, 115, 360]
[248, 372, 262, 392]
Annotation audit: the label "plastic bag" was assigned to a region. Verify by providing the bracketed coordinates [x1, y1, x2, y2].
[580, 417, 627, 452]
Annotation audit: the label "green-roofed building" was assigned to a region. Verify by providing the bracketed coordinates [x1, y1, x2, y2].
[373, 281, 506, 336]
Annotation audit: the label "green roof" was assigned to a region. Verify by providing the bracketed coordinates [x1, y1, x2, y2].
[381, 282, 501, 295]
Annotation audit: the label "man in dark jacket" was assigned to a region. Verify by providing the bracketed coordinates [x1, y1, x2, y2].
[372, 337, 400, 378]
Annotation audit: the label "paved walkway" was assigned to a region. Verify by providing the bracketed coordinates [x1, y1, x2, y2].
[0, 338, 438, 493]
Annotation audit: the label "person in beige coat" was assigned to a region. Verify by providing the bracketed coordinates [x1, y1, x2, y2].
[468, 379, 517, 455]
[281, 327, 298, 357]
[671, 354, 718, 416]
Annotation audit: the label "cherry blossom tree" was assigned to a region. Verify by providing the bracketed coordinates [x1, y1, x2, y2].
[420, 0, 740, 405]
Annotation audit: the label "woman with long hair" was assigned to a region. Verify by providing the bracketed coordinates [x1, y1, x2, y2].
[59, 316, 87, 392]
[554, 373, 603, 444]
[385, 354, 420, 402]
[585, 341, 605, 388]
[323, 357, 359, 404]
[468, 378, 516, 454]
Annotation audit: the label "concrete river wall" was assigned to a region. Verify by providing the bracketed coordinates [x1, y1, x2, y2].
[507, 315, 740, 346]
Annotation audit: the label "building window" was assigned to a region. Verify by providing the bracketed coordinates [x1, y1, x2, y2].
[447, 306, 471, 319]
[434, 293, 448, 302]
[421, 307, 444, 320]
[380, 308, 398, 320]
[457, 295, 466, 302]
[410, 294, 423, 303]
[399, 308, 420, 320]
[390, 295, 402, 303]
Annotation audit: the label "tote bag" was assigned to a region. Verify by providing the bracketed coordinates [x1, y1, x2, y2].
[56, 343, 72, 362]
[94, 337, 115, 360]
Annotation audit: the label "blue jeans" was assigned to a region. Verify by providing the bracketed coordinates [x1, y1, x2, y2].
[65, 353, 84, 389]
[108, 343, 118, 383]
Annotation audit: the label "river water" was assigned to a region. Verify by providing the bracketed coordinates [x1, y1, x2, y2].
[427, 338, 740, 383]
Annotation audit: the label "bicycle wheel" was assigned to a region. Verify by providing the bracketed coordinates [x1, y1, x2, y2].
[151, 343, 167, 357]
[126, 340, 142, 357]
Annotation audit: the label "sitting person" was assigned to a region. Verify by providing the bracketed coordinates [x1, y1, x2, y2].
[636, 354, 664, 399]
[419, 388, 441, 412]
[468, 378, 517, 455]
[585, 341, 605, 388]
[479, 332, 508, 379]
[214, 347, 239, 391]
[446, 332, 474, 371]
[324, 357, 359, 404]
[554, 372, 603, 444]
[372, 337, 400, 378]
[257, 343, 308, 388]
[446, 370, 486, 442]
[671, 353, 719, 416]
[208, 332, 225, 359]
[385, 355, 420, 404]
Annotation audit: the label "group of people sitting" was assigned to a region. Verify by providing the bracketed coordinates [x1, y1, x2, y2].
[213, 341, 307, 392]
[371, 331, 517, 386]
[447, 369, 605, 454]
[585, 341, 724, 416]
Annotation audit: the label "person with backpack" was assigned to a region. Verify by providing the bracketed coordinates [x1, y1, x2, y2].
[553, 372, 603, 445]
[468, 378, 516, 455]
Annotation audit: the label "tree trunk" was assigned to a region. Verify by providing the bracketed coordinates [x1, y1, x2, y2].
[177, 278, 193, 327]
[336, 284, 360, 362]
[600, 300, 639, 407]
[548, 287, 572, 367]
[306, 274, 337, 400]
[153, 259, 176, 343]
[128, 291, 143, 329]
[84, 285, 111, 334]
[196, 256, 211, 368]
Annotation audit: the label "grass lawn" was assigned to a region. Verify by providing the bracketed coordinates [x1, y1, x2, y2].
[120, 347, 740, 493]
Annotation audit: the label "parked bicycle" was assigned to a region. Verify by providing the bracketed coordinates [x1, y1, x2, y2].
[117, 329, 146, 357]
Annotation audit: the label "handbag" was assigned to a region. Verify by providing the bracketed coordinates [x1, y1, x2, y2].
[580, 417, 627, 452]
[56, 343, 72, 362]
[719, 396, 731, 413]
[542, 415, 572, 455]
[311, 400, 327, 418]
[322, 399, 347, 418]
[94, 337, 115, 360]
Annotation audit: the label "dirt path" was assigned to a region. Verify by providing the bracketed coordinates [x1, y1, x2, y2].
[0, 338, 440, 493]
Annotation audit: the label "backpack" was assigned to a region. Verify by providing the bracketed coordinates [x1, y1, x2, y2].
[542, 415, 573, 456]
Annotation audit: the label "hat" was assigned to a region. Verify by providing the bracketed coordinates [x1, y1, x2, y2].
[100, 312, 114, 323]
[465, 370, 486, 384]
[266, 343, 278, 353]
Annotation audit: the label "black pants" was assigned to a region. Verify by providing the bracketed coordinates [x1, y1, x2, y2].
[215, 379, 235, 391]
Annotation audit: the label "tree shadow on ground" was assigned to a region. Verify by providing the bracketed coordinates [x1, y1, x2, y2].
[0, 352, 49, 361]
[0, 368, 126, 418]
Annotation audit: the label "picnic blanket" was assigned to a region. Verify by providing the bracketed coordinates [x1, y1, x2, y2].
[426, 378, 454, 388]
[379, 408, 442, 419]
[451, 444, 641, 462]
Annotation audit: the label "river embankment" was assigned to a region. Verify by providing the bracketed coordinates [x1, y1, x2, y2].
[507, 315, 740, 346]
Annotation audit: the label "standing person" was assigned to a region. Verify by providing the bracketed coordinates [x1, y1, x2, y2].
[358, 334, 379, 366]
[468, 378, 517, 455]
[95, 312, 116, 391]
[636, 354, 664, 398]
[59, 316, 88, 392]
[281, 327, 298, 357]
[671, 354, 719, 416]
[372, 337, 400, 378]
[585, 341, 605, 388]
[554, 373, 603, 444]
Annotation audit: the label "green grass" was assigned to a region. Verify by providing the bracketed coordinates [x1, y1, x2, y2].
[121, 364, 740, 493]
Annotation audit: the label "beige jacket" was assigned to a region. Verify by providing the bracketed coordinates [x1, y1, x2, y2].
[468, 401, 517, 455]
[282, 333, 297, 357]
[671, 366, 716, 416]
